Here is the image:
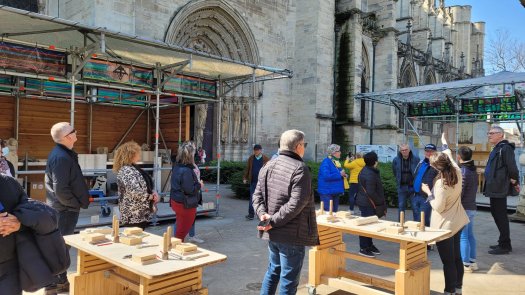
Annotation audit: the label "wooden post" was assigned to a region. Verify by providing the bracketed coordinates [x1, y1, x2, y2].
[329, 200, 333, 215]
[419, 212, 425, 231]
[112, 215, 119, 243]
[162, 233, 169, 260]
[400, 211, 405, 227]
[320, 201, 324, 215]
[166, 226, 173, 250]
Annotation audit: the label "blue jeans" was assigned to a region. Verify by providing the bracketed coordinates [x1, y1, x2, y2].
[397, 185, 413, 221]
[260, 241, 305, 295]
[348, 184, 358, 211]
[320, 194, 340, 212]
[358, 206, 376, 249]
[411, 194, 431, 226]
[248, 182, 257, 217]
[460, 210, 477, 264]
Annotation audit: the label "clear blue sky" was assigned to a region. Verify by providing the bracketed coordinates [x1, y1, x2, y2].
[447, 0, 525, 43]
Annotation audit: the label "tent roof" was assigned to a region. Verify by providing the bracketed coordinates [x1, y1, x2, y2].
[355, 71, 525, 105]
[0, 5, 291, 82]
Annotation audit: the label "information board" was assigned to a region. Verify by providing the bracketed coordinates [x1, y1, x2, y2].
[408, 100, 455, 117]
[461, 96, 517, 114]
[356, 145, 398, 163]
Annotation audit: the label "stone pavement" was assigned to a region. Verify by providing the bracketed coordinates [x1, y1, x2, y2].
[26, 184, 525, 295]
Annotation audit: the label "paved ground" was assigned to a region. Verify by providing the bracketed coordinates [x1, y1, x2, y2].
[27, 184, 525, 295]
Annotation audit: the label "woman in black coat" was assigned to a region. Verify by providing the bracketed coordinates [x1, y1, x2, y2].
[0, 175, 25, 295]
[356, 152, 386, 258]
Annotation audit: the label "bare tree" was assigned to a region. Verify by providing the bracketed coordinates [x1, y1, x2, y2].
[521, 0, 525, 8]
[486, 29, 525, 73]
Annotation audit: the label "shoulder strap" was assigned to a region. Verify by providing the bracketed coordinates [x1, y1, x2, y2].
[358, 173, 377, 209]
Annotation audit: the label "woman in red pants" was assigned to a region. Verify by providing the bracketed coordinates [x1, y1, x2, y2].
[170, 142, 202, 241]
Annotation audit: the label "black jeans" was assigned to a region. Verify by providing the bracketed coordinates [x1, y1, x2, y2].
[436, 231, 463, 293]
[358, 206, 375, 249]
[56, 210, 80, 284]
[489, 197, 511, 249]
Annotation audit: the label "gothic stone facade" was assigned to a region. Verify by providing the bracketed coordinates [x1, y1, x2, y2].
[41, 0, 483, 160]
[335, 0, 485, 149]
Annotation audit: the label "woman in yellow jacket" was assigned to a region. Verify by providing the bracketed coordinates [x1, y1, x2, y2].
[344, 153, 365, 211]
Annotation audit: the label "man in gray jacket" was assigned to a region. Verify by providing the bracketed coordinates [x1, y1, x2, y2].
[252, 129, 319, 295]
[45, 122, 90, 292]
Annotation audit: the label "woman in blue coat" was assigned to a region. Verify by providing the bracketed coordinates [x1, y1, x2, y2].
[318, 144, 347, 212]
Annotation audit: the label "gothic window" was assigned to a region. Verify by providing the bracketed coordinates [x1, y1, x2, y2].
[400, 65, 417, 88]
[424, 71, 436, 85]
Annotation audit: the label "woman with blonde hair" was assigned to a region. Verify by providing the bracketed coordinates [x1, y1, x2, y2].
[170, 142, 202, 241]
[421, 133, 469, 295]
[113, 141, 158, 229]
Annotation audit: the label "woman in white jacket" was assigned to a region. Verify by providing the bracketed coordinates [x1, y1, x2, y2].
[421, 133, 469, 295]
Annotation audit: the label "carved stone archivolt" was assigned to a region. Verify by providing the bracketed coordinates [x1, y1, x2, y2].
[165, 0, 260, 158]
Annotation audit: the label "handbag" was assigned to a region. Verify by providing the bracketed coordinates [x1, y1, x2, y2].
[360, 184, 387, 218]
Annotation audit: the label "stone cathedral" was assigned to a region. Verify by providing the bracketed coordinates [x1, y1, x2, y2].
[33, 0, 483, 161]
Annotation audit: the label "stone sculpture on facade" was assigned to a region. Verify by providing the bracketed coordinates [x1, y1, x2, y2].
[240, 102, 250, 143]
[231, 101, 241, 143]
[195, 104, 208, 148]
[221, 101, 229, 143]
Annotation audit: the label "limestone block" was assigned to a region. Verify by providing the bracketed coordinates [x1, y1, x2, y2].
[83, 233, 106, 243]
[132, 253, 157, 264]
[174, 243, 198, 254]
[404, 221, 421, 230]
[349, 216, 379, 226]
[123, 227, 143, 236]
[171, 237, 182, 248]
[385, 226, 404, 234]
[120, 236, 143, 246]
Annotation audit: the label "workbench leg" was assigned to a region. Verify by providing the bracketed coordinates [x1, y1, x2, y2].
[308, 243, 345, 287]
[395, 242, 430, 295]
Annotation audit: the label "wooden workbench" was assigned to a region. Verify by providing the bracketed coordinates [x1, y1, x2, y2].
[308, 215, 450, 295]
[64, 232, 227, 295]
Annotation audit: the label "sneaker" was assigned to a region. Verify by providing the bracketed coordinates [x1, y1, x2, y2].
[359, 248, 375, 258]
[56, 282, 70, 293]
[368, 245, 381, 255]
[470, 262, 479, 271]
[44, 285, 57, 295]
[489, 244, 512, 252]
[455, 288, 463, 295]
[188, 236, 204, 243]
[245, 215, 254, 220]
[488, 246, 510, 255]
[463, 264, 474, 273]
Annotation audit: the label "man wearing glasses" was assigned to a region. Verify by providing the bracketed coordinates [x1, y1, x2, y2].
[392, 144, 420, 221]
[45, 122, 90, 293]
[484, 126, 519, 255]
[252, 130, 318, 295]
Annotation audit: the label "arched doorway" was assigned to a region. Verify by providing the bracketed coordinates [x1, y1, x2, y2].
[165, 0, 260, 160]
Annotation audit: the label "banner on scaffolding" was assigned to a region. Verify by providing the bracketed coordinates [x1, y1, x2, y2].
[24, 78, 83, 98]
[461, 96, 517, 114]
[83, 59, 154, 88]
[0, 41, 66, 76]
[162, 74, 216, 98]
[407, 100, 455, 117]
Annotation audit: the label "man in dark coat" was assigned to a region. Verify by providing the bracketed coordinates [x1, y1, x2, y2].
[252, 129, 319, 295]
[392, 144, 420, 221]
[412, 144, 438, 226]
[45, 122, 90, 292]
[484, 126, 519, 255]
[243, 144, 269, 220]
[0, 175, 24, 295]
